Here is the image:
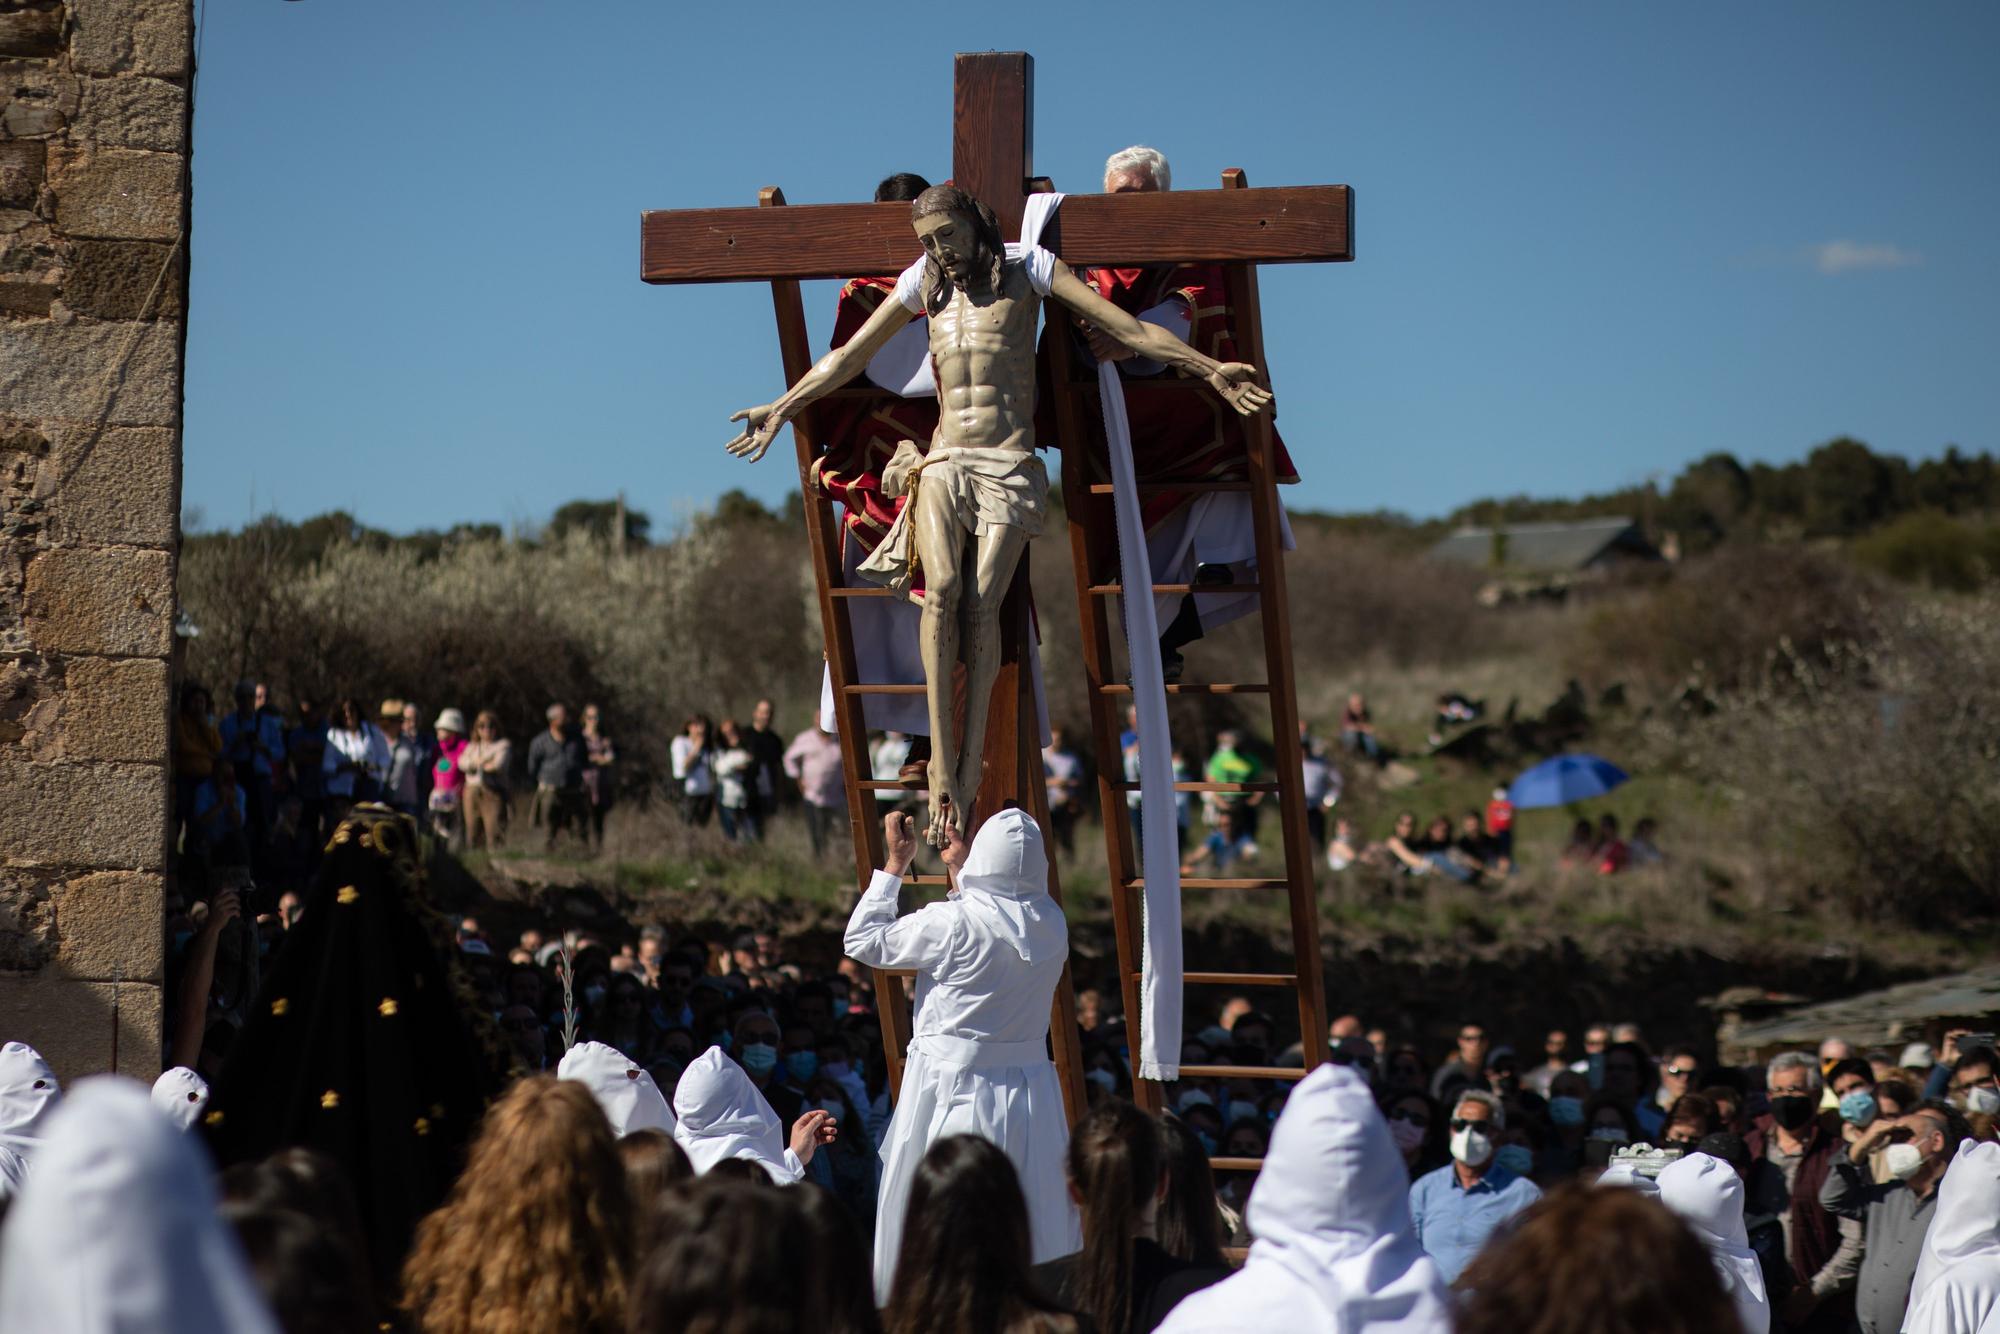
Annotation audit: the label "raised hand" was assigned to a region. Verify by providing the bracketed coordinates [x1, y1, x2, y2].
[724, 404, 785, 463]
[1208, 362, 1273, 417]
[790, 1107, 837, 1165]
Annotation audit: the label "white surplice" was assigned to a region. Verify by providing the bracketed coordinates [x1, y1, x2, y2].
[1158, 1064, 1453, 1334]
[558, 1040, 676, 1138]
[670, 1047, 804, 1184]
[0, 1077, 279, 1334]
[1660, 1151, 1771, 1334]
[1903, 1141, 2000, 1334]
[0, 1040, 61, 1200]
[844, 807, 1080, 1299]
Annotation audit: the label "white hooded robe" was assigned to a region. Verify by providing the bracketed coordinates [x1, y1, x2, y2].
[149, 1067, 210, 1133]
[0, 1076, 279, 1333]
[670, 1047, 804, 1184]
[0, 1040, 61, 1200]
[1659, 1151, 1771, 1334]
[558, 1040, 677, 1138]
[1903, 1141, 2000, 1334]
[1157, 1064, 1454, 1334]
[844, 806, 1080, 1299]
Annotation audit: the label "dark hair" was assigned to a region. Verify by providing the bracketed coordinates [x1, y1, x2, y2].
[1066, 1100, 1163, 1334]
[1911, 1097, 1974, 1154]
[629, 1177, 819, 1334]
[1662, 1093, 1717, 1140]
[1154, 1114, 1227, 1267]
[885, 1135, 1080, 1334]
[217, 1147, 374, 1308]
[793, 1184, 885, 1334]
[875, 172, 932, 203]
[909, 184, 1006, 317]
[1581, 1093, 1640, 1140]
[1826, 1057, 1874, 1088]
[1603, 1041, 1657, 1097]
[1874, 1077, 1918, 1114]
[221, 1203, 378, 1334]
[1456, 1185, 1738, 1334]
[620, 1129, 693, 1253]
[703, 1155, 779, 1187]
[1953, 1046, 1997, 1077]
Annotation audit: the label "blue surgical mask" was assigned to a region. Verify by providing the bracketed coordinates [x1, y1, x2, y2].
[1838, 1090, 1879, 1128]
[1549, 1095, 1585, 1127]
[785, 1051, 819, 1084]
[822, 1060, 851, 1082]
[1494, 1143, 1534, 1177]
[739, 1042, 778, 1077]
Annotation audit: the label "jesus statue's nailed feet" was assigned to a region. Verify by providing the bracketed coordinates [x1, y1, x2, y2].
[925, 762, 966, 850]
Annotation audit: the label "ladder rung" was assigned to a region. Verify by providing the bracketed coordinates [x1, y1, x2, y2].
[1086, 582, 1262, 596]
[842, 684, 927, 695]
[1087, 481, 1253, 495]
[1098, 683, 1269, 696]
[827, 586, 900, 599]
[904, 874, 951, 886]
[1110, 780, 1278, 793]
[1207, 1157, 1266, 1171]
[856, 779, 924, 790]
[1133, 971, 1297, 988]
[1179, 1064, 1312, 1082]
[1124, 877, 1290, 890]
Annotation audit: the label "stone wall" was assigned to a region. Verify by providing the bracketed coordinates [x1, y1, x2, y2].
[0, 0, 192, 1082]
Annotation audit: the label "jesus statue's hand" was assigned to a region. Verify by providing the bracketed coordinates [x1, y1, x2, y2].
[1206, 363, 1274, 417]
[724, 404, 784, 463]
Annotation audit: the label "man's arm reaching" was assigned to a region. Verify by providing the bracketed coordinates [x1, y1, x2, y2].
[1046, 261, 1273, 417]
[842, 813, 960, 970]
[725, 294, 918, 464]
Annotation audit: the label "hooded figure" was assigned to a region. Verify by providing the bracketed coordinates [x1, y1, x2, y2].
[558, 1040, 676, 1137]
[0, 1040, 61, 1201]
[1159, 1064, 1452, 1333]
[149, 1067, 211, 1133]
[1902, 1141, 2000, 1334]
[845, 806, 1079, 1299]
[0, 1077, 279, 1333]
[1660, 1151, 1771, 1334]
[671, 1046, 803, 1183]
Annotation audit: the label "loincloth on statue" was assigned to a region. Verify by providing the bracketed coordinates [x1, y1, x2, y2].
[855, 445, 1049, 602]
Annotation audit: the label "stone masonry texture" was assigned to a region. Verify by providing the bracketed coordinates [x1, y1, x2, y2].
[1, 0, 193, 1079]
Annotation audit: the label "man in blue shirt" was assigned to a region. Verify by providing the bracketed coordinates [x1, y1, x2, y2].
[1408, 1088, 1542, 1281]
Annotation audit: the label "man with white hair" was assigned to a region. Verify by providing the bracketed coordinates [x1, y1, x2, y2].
[1744, 1050, 1861, 1332]
[1406, 1086, 1541, 1282]
[844, 806, 1080, 1298]
[1073, 144, 1300, 682]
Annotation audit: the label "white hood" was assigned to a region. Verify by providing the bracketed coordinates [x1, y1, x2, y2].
[956, 807, 1067, 965]
[670, 1047, 801, 1183]
[148, 1068, 210, 1133]
[0, 1077, 279, 1333]
[1659, 1152, 1769, 1334]
[558, 1041, 676, 1137]
[0, 1040, 61, 1199]
[1241, 1064, 1453, 1332]
[1909, 1140, 2000, 1312]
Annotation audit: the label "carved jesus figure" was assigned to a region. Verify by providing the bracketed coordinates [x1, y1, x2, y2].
[727, 185, 1272, 846]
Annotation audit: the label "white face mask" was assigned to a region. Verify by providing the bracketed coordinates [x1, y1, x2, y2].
[1884, 1142, 1926, 1181]
[1450, 1124, 1494, 1167]
[1964, 1086, 2000, 1116]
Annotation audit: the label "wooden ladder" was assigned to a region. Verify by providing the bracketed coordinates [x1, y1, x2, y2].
[757, 188, 1090, 1124]
[1047, 169, 1330, 1135]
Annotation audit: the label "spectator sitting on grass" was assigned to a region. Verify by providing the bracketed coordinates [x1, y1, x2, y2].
[1628, 816, 1665, 866]
[1184, 808, 1257, 874]
[1558, 818, 1597, 869]
[1595, 814, 1630, 875]
[1326, 817, 1360, 873]
[1339, 692, 1380, 760]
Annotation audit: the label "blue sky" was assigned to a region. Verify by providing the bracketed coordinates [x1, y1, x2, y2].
[181, 0, 1999, 535]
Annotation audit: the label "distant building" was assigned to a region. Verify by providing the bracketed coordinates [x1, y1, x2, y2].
[1429, 517, 1666, 575]
[1708, 964, 2000, 1067]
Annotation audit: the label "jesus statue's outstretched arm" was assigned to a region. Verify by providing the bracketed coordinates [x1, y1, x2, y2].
[724, 293, 919, 463]
[1044, 262, 1274, 417]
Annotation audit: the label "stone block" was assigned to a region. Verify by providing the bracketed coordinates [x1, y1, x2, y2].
[0, 869, 56, 971]
[0, 756, 167, 868]
[0, 7, 64, 60]
[51, 870, 162, 981]
[0, 139, 45, 210]
[0, 977, 162, 1082]
[0, 318, 184, 425]
[0, 280, 55, 315]
[61, 238, 181, 320]
[61, 655, 168, 762]
[23, 547, 173, 656]
[40, 423, 177, 545]
[1, 55, 82, 138]
[0, 652, 62, 758]
[73, 75, 185, 152]
[71, 0, 189, 79]
[49, 144, 181, 240]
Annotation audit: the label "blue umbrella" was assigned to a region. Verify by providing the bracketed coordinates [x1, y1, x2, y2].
[1507, 754, 1630, 809]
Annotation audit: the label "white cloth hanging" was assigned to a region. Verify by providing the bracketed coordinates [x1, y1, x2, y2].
[148, 1067, 210, 1133]
[1659, 1151, 1771, 1334]
[0, 1076, 280, 1334]
[1903, 1141, 2000, 1334]
[0, 1040, 61, 1200]
[670, 1047, 803, 1184]
[557, 1041, 676, 1138]
[844, 806, 1079, 1300]
[1158, 1064, 1453, 1333]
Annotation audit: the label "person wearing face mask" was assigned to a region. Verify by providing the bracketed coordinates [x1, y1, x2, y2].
[1948, 1046, 2000, 1121]
[1406, 1089, 1542, 1283]
[1826, 1056, 1881, 1149]
[1818, 1101, 1971, 1333]
[803, 1072, 880, 1228]
[1744, 1051, 1860, 1333]
[728, 1011, 803, 1136]
[1383, 1091, 1446, 1180]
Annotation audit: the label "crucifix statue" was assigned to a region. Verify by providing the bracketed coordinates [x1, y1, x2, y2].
[723, 183, 1273, 846]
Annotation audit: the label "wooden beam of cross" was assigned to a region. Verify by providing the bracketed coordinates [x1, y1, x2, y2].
[641, 52, 1353, 282]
